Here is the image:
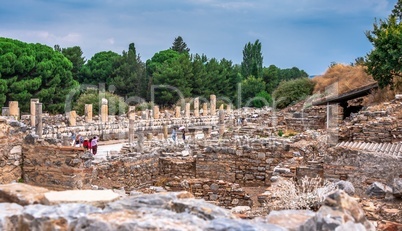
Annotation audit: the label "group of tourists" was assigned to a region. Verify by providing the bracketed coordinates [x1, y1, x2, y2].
[71, 133, 99, 155]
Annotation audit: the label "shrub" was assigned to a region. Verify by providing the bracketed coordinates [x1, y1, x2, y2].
[251, 90, 272, 108]
[73, 90, 128, 115]
[273, 78, 315, 109]
[268, 176, 336, 210]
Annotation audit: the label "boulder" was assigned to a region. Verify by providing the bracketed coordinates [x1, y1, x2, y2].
[0, 183, 50, 205]
[365, 182, 392, 199]
[43, 190, 120, 208]
[335, 180, 355, 196]
[301, 190, 375, 231]
[392, 178, 402, 198]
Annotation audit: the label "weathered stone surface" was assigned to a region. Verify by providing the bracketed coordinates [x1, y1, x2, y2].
[43, 190, 120, 207]
[303, 190, 375, 231]
[21, 203, 102, 230]
[263, 210, 316, 230]
[0, 183, 50, 205]
[336, 180, 355, 196]
[365, 182, 392, 199]
[392, 178, 402, 198]
[0, 203, 24, 230]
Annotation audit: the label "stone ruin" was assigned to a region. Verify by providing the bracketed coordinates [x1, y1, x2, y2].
[0, 94, 401, 230]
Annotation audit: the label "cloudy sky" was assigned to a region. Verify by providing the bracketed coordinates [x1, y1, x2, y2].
[0, 0, 396, 75]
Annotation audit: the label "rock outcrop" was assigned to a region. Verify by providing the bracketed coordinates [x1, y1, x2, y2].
[0, 183, 376, 231]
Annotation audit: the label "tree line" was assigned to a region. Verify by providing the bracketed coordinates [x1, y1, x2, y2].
[0, 36, 308, 113]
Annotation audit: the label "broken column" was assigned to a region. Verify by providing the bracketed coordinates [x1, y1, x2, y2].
[194, 97, 199, 117]
[128, 106, 136, 120]
[210, 95, 216, 116]
[129, 119, 135, 144]
[69, 111, 77, 127]
[1, 107, 9, 116]
[137, 132, 144, 153]
[35, 103, 43, 139]
[85, 104, 93, 123]
[163, 124, 168, 139]
[30, 99, 39, 127]
[219, 109, 225, 137]
[9, 101, 19, 120]
[101, 98, 108, 123]
[153, 106, 160, 119]
[226, 104, 231, 114]
[175, 106, 181, 118]
[203, 103, 208, 116]
[185, 103, 191, 118]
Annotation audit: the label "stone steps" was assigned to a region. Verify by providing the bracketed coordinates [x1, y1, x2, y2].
[336, 141, 402, 157]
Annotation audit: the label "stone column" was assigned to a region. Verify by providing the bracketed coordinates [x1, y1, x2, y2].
[9, 101, 19, 120]
[175, 106, 181, 118]
[137, 132, 144, 153]
[163, 124, 168, 139]
[202, 103, 208, 116]
[219, 109, 225, 137]
[219, 104, 224, 110]
[101, 98, 108, 123]
[210, 95, 216, 116]
[153, 106, 160, 119]
[35, 103, 43, 138]
[85, 104, 93, 123]
[69, 111, 77, 127]
[194, 97, 199, 117]
[226, 104, 231, 114]
[129, 119, 135, 144]
[128, 106, 136, 120]
[30, 99, 39, 127]
[1, 107, 9, 116]
[185, 103, 190, 118]
[141, 110, 148, 120]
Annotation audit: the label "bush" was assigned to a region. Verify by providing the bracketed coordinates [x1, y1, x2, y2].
[251, 90, 272, 108]
[273, 78, 315, 109]
[267, 176, 336, 210]
[73, 90, 128, 115]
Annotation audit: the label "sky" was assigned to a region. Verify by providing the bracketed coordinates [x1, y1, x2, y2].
[0, 0, 397, 75]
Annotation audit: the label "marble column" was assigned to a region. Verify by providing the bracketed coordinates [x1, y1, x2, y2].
[9, 101, 19, 120]
[219, 109, 225, 137]
[69, 110, 77, 127]
[163, 124, 168, 139]
[30, 99, 39, 127]
[129, 119, 135, 144]
[101, 98, 108, 123]
[202, 103, 208, 116]
[210, 95, 216, 116]
[153, 105, 160, 119]
[194, 97, 199, 117]
[85, 104, 93, 123]
[35, 103, 43, 139]
[226, 104, 231, 114]
[175, 106, 181, 118]
[185, 103, 190, 118]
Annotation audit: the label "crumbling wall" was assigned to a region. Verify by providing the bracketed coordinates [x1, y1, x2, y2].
[165, 178, 253, 209]
[0, 119, 24, 184]
[91, 154, 160, 191]
[22, 145, 90, 190]
[159, 156, 196, 179]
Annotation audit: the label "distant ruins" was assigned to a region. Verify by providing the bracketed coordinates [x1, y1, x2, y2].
[0, 93, 401, 230]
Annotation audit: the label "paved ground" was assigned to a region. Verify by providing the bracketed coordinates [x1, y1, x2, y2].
[93, 142, 126, 160]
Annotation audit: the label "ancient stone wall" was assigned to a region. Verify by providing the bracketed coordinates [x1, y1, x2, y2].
[159, 156, 196, 179]
[22, 145, 90, 190]
[164, 178, 253, 209]
[0, 119, 26, 184]
[91, 153, 160, 191]
[339, 98, 402, 142]
[196, 139, 293, 186]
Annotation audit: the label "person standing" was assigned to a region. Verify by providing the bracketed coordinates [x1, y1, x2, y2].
[171, 128, 177, 144]
[91, 136, 98, 155]
[182, 130, 186, 141]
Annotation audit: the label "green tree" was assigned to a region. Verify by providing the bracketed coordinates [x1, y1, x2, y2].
[146, 49, 193, 106]
[0, 37, 78, 113]
[111, 43, 147, 99]
[273, 78, 315, 109]
[73, 90, 127, 115]
[365, 0, 402, 88]
[60, 46, 85, 82]
[190, 53, 208, 97]
[80, 51, 120, 86]
[241, 40, 263, 79]
[241, 76, 266, 106]
[252, 90, 272, 108]
[263, 65, 280, 94]
[170, 36, 190, 53]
